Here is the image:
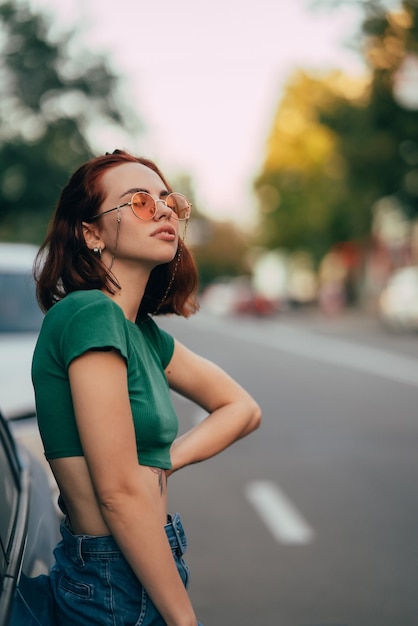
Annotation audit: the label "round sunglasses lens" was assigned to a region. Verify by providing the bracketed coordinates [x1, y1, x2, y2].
[167, 194, 191, 220]
[131, 193, 156, 219]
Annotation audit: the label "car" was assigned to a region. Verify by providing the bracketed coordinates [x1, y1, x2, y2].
[200, 276, 279, 317]
[378, 266, 418, 331]
[0, 243, 43, 420]
[0, 408, 60, 626]
[0, 240, 59, 522]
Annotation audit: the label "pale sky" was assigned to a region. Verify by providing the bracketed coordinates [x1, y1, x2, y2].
[30, 0, 365, 226]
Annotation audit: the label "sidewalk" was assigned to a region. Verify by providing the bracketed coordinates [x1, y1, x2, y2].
[269, 306, 418, 359]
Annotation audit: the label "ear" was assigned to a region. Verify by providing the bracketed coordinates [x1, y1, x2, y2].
[82, 221, 105, 252]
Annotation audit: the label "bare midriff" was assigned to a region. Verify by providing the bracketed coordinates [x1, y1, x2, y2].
[50, 456, 168, 535]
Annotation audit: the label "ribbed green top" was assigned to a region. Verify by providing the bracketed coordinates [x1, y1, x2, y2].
[32, 290, 177, 469]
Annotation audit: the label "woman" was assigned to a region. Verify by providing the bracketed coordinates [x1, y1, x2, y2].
[24, 150, 261, 626]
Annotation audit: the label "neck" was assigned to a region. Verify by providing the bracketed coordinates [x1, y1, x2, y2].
[105, 262, 152, 323]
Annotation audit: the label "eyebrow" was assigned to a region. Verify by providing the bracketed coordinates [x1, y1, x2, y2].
[120, 187, 169, 199]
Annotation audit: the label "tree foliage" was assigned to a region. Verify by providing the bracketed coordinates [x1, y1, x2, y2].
[255, 0, 418, 262]
[0, 0, 140, 242]
[192, 220, 251, 287]
[255, 70, 369, 260]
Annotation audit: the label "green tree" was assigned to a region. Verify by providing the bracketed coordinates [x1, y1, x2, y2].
[0, 0, 140, 242]
[192, 220, 251, 287]
[254, 70, 368, 261]
[255, 0, 418, 262]
[320, 1, 418, 221]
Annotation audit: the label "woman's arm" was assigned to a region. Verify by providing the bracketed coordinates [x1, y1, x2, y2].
[68, 349, 198, 626]
[165, 340, 262, 473]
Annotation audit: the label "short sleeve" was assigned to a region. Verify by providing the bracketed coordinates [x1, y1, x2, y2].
[60, 296, 129, 368]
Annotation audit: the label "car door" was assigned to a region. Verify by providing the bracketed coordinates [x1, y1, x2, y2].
[0, 412, 30, 626]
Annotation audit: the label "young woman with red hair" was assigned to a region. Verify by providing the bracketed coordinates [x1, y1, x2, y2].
[14, 150, 261, 626]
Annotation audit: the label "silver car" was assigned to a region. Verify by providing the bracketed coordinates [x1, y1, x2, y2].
[0, 244, 60, 624]
[0, 409, 60, 626]
[0, 243, 43, 420]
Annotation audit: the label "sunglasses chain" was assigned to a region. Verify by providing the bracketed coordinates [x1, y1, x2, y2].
[151, 220, 188, 316]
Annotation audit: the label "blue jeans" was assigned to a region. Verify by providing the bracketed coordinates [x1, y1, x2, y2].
[11, 513, 203, 626]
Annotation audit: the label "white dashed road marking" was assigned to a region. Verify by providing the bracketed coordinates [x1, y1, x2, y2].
[245, 480, 315, 545]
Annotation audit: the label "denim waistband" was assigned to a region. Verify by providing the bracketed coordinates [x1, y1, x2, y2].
[61, 512, 187, 566]
[165, 513, 188, 556]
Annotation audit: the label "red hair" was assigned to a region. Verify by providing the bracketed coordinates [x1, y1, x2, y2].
[35, 150, 199, 317]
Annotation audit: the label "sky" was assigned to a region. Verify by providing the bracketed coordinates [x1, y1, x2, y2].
[29, 0, 365, 226]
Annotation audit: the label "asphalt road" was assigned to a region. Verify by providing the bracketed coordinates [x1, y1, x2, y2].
[159, 310, 418, 626]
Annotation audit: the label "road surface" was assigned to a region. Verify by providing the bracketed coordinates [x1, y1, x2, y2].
[159, 310, 418, 626]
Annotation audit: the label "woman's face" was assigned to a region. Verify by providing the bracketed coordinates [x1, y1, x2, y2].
[95, 162, 180, 270]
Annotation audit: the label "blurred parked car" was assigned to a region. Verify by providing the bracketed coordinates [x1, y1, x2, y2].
[378, 266, 418, 331]
[200, 276, 279, 317]
[0, 242, 58, 515]
[0, 243, 43, 420]
[0, 408, 59, 626]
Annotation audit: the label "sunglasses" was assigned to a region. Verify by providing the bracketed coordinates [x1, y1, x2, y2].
[90, 191, 192, 222]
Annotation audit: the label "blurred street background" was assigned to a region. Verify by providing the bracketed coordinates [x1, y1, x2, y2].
[160, 310, 418, 626]
[1, 0, 418, 624]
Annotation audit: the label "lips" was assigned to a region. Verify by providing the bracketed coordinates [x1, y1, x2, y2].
[151, 225, 177, 238]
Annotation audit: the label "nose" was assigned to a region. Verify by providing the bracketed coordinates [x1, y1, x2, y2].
[154, 198, 175, 220]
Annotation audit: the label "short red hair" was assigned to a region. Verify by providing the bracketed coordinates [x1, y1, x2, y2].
[35, 150, 199, 318]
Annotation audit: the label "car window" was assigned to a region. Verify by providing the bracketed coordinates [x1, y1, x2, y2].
[0, 273, 43, 333]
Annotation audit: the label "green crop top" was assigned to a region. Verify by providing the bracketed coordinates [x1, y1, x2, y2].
[32, 290, 178, 469]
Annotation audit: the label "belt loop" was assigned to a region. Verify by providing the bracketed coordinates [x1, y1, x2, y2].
[77, 536, 86, 567]
[172, 513, 187, 555]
